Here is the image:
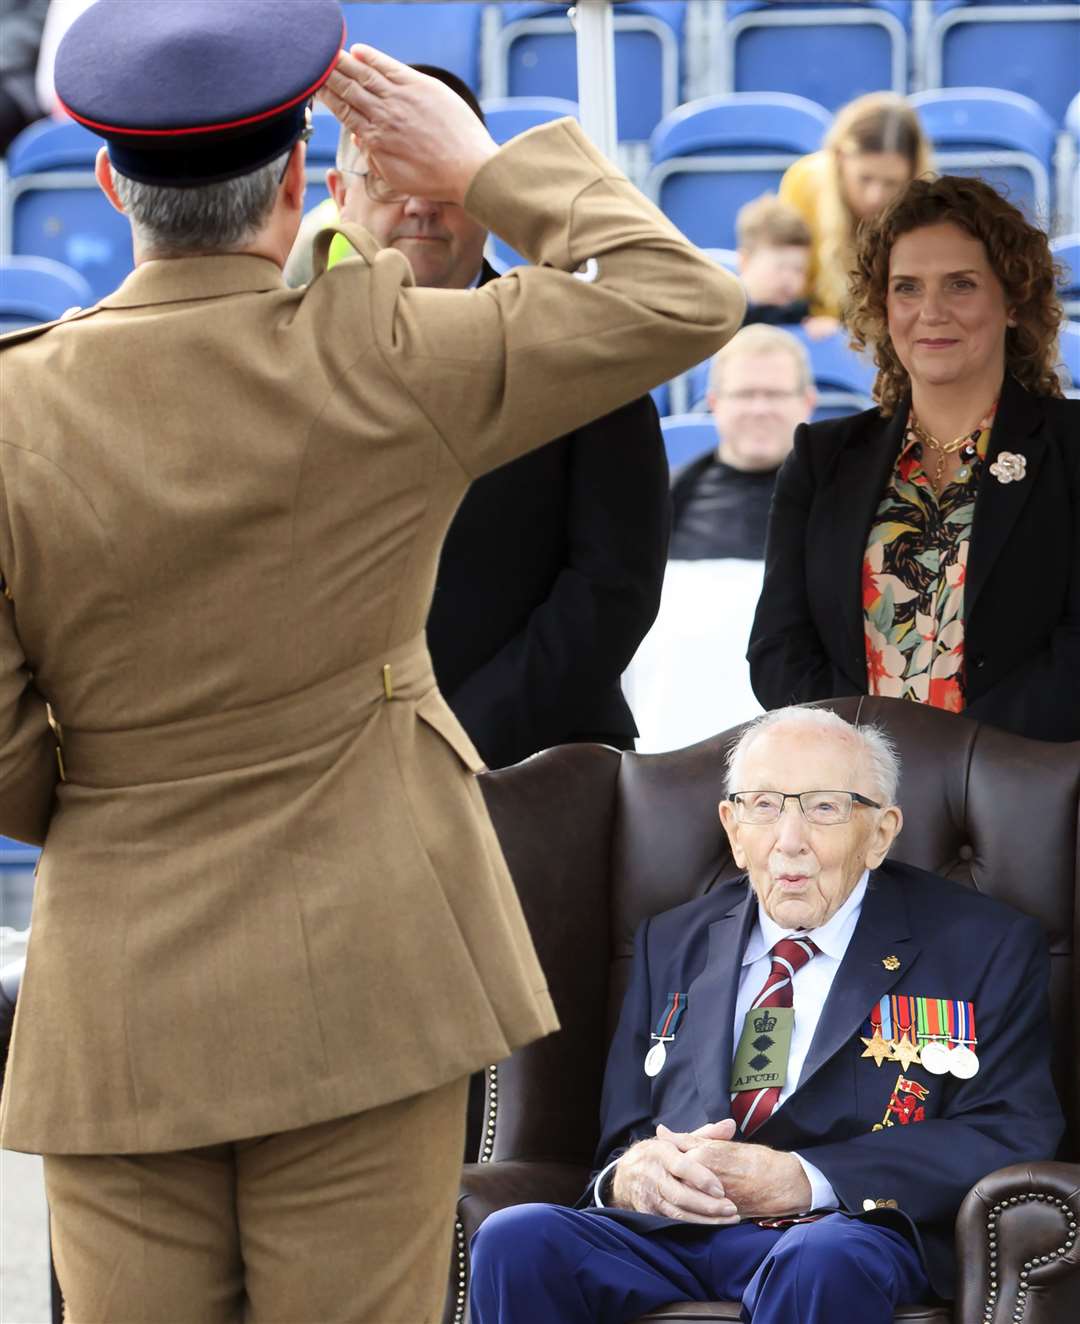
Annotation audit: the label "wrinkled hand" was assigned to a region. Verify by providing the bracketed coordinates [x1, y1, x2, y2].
[318, 45, 498, 205]
[609, 1118, 740, 1223]
[657, 1120, 812, 1219]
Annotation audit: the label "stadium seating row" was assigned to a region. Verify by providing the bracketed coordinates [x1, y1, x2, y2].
[5, 82, 1077, 303]
[330, 3, 1080, 134]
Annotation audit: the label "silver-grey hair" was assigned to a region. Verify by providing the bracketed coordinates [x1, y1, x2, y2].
[725, 707, 901, 806]
[336, 121, 360, 172]
[111, 150, 292, 256]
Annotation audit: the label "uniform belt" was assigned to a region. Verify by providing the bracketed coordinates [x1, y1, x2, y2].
[56, 634, 435, 788]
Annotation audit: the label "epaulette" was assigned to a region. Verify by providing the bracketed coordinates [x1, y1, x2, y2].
[0, 304, 105, 349]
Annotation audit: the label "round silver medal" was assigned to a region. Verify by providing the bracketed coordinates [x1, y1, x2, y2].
[919, 1041, 951, 1075]
[948, 1045, 979, 1079]
[644, 1041, 667, 1077]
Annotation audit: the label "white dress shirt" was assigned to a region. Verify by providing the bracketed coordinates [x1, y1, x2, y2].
[736, 870, 869, 1210]
[595, 872, 868, 1212]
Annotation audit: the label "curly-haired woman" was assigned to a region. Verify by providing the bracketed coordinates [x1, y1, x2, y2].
[749, 175, 1079, 741]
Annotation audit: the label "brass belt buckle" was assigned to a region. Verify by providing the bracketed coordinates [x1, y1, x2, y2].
[382, 663, 393, 701]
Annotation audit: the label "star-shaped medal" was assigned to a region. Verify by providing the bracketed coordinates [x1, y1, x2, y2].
[890, 1031, 922, 1071]
[860, 1029, 893, 1067]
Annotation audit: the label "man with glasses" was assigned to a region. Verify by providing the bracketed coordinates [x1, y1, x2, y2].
[671, 324, 815, 562]
[629, 325, 816, 750]
[470, 705, 1061, 1324]
[317, 66, 669, 772]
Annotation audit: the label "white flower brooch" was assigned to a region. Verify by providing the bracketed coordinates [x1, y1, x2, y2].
[988, 451, 1027, 484]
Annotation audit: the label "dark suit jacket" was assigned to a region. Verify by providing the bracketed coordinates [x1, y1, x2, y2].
[581, 861, 1063, 1300]
[747, 376, 1080, 741]
[426, 262, 670, 769]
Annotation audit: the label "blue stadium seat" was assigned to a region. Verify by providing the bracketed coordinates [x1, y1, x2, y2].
[812, 392, 874, 422]
[1060, 320, 1080, 394]
[909, 87, 1058, 227]
[2, 119, 134, 302]
[925, 1, 1080, 126]
[487, 2, 686, 142]
[647, 93, 832, 250]
[797, 327, 878, 396]
[0, 255, 94, 330]
[1067, 90, 1080, 143]
[481, 97, 578, 268]
[660, 414, 717, 470]
[1051, 234, 1080, 317]
[340, 2, 483, 90]
[678, 326, 876, 415]
[482, 95, 579, 144]
[720, 1, 910, 110]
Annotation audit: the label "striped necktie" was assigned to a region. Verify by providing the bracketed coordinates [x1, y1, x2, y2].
[731, 935, 820, 1137]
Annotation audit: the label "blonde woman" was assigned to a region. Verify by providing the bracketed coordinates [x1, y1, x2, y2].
[779, 93, 933, 319]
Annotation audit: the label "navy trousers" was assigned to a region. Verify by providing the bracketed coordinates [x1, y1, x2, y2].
[469, 1205, 931, 1324]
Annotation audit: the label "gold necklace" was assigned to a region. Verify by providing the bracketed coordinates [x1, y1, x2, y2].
[908, 416, 981, 488]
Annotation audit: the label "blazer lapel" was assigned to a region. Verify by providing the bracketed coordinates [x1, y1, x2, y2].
[688, 889, 757, 1119]
[965, 376, 1046, 621]
[794, 872, 918, 1093]
[813, 407, 908, 688]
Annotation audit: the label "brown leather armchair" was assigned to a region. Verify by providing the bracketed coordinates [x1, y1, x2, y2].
[446, 698, 1080, 1324]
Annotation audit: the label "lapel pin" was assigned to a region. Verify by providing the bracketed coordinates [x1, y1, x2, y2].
[988, 452, 1026, 484]
[882, 955, 900, 971]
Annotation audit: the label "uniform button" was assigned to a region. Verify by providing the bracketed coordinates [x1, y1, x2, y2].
[958, 844, 974, 862]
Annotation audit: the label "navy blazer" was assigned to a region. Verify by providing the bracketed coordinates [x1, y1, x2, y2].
[583, 860, 1063, 1300]
[747, 375, 1080, 741]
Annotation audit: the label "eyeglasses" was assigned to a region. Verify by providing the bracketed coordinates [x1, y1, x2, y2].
[338, 164, 450, 207]
[717, 389, 804, 404]
[728, 791, 882, 825]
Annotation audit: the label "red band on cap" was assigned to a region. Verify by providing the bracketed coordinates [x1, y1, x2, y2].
[57, 18, 344, 140]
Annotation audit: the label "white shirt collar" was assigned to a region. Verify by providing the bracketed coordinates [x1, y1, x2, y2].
[743, 869, 869, 966]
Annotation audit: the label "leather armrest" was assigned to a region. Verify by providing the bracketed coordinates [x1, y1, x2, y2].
[443, 1160, 591, 1324]
[954, 1161, 1080, 1324]
[458, 1160, 591, 1240]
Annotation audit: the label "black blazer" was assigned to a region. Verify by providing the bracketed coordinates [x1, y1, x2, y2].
[748, 375, 1080, 741]
[426, 266, 670, 768]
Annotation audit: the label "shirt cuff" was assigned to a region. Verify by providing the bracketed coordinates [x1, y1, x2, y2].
[592, 1156, 622, 1208]
[792, 1153, 839, 1212]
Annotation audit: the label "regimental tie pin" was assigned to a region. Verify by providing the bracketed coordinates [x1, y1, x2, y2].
[882, 955, 900, 971]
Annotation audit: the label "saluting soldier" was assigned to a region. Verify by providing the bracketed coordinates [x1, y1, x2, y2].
[0, 2, 745, 1321]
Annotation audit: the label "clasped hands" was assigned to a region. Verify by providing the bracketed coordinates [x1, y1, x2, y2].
[610, 1118, 812, 1223]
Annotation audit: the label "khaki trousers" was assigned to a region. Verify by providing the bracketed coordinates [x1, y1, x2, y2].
[43, 1076, 468, 1324]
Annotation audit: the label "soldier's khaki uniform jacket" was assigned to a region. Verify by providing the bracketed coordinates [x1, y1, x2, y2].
[0, 121, 744, 1154]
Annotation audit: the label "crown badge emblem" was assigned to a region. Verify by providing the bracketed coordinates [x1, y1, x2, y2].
[753, 1011, 778, 1034]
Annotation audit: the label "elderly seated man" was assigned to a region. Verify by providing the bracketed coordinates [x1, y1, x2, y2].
[469, 707, 1063, 1324]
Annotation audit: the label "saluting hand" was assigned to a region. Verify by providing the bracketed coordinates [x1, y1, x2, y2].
[318, 45, 497, 205]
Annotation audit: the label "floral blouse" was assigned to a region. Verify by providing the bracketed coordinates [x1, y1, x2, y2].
[862, 407, 995, 712]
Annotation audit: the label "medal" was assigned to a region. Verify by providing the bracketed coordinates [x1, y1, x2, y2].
[643, 992, 687, 1079]
[948, 1044, 979, 1079]
[919, 1040, 951, 1074]
[644, 1041, 667, 1077]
